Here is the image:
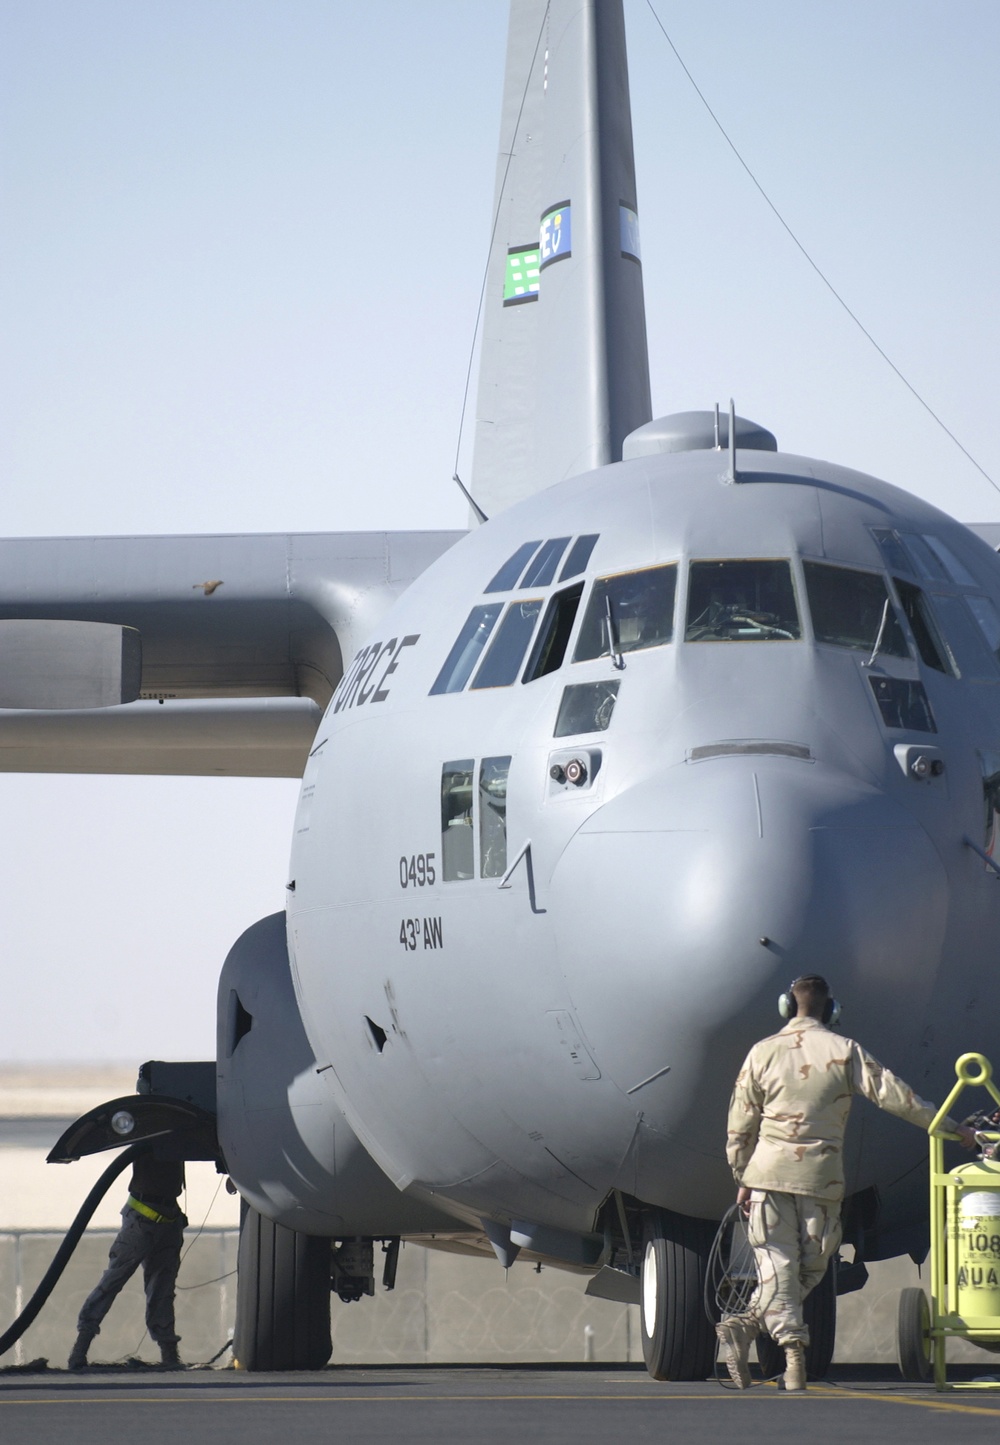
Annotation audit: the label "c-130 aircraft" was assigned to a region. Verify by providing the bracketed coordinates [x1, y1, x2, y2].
[5, 0, 1000, 1381]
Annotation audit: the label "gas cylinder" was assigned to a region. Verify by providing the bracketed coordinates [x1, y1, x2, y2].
[952, 1154, 1000, 1323]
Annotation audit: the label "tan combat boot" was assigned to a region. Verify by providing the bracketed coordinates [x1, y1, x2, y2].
[783, 1341, 807, 1392]
[715, 1318, 753, 1389]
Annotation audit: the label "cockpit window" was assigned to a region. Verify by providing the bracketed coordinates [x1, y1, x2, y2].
[485, 542, 541, 593]
[523, 583, 584, 681]
[574, 564, 677, 662]
[803, 562, 908, 656]
[966, 596, 1000, 661]
[686, 560, 800, 641]
[430, 604, 503, 695]
[872, 527, 977, 587]
[868, 676, 936, 732]
[559, 533, 599, 582]
[521, 537, 571, 587]
[892, 579, 955, 675]
[471, 600, 542, 689]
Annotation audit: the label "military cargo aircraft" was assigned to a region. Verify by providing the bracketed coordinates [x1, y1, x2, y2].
[5, 0, 1000, 1381]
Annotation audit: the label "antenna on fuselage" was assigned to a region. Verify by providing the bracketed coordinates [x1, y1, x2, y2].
[453, 472, 489, 525]
[724, 398, 741, 485]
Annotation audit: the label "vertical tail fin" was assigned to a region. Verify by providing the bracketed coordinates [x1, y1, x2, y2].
[471, 0, 651, 517]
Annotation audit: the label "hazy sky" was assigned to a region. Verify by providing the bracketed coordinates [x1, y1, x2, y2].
[1, 1, 998, 1061]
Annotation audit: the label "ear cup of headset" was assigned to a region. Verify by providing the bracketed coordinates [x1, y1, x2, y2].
[778, 981, 842, 1025]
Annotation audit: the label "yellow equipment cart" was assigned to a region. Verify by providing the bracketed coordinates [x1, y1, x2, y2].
[898, 1052, 1000, 1389]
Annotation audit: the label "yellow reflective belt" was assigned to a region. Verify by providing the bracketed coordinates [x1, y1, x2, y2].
[127, 1195, 168, 1223]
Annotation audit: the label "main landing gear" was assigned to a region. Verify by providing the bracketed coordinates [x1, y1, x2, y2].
[233, 1206, 333, 1371]
[640, 1208, 718, 1380]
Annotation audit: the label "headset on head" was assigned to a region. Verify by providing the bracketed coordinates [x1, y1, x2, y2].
[777, 976, 841, 1027]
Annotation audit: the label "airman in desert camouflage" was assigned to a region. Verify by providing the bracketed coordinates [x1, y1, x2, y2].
[716, 974, 975, 1393]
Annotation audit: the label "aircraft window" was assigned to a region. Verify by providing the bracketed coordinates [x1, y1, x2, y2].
[915, 535, 977, 587]
[559, 533, 600, 582]
[430, 604, 503, 695]
[931, 595, 999, 680]
[523, 583, 584, 681]
[875, 527, 979, 588]
[521, 536, 571, 587]
[803, 562, 908, 656]
[868, 676, 936, 733]
[485, 542, 542, 593]
[966, 595, 1000, 661]
[554, 680, 621, 737]
[574, 565, 677, 661]
[471, 600, 543, 689]
[893, 579, 954, 674]
[479, 756, 511, 878]
[686, 560, 799, 641]
[871, 528, 912, 575]
[980, 751, 1000, 854]
[441, 760, 475, 880]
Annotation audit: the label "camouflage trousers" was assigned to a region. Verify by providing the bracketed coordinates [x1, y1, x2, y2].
[728, 1190, 842, 1347]
[77, 1204, 186, 1345]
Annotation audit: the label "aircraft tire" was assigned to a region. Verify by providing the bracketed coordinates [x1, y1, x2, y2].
[640, 1208, 717, 1380]
[896, 1287, 932, 1382]
[234, 1204, 332, 1370]
[754, 1258, 837, 1381]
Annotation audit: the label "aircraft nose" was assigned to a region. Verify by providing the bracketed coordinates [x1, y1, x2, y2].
[547, 754, 948, 1203]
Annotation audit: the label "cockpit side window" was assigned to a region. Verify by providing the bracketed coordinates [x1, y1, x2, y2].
[803, 562, 908, 656]
[574, 564, 677, 662]
[892, 579, 955, 675]
[430, 604, 503, 695]
[686, 560, 800, 641]
[967, 595, 1000, 662]
[471, 600, 542, 689]
[524, 583, 584, 681]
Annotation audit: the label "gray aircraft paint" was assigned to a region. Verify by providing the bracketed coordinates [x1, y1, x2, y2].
[470, 0, 651, 516]
[285, 443, 1000, 1244]
[1, 0, 999, 1296]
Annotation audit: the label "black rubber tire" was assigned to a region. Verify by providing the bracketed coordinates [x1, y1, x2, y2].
[896, 1286, 932, 1382]
[755, 1257, 837, 1380]
[234, 1204, 333, 1370]
[640, 1208, 718, 1380]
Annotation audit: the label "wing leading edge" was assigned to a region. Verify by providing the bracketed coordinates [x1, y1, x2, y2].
[0, 529, 462, 777]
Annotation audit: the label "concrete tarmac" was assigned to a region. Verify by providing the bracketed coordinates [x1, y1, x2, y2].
[2, 1364, 1000, 1445]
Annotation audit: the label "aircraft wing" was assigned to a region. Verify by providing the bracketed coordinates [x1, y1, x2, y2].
[0, 529, 463, 777]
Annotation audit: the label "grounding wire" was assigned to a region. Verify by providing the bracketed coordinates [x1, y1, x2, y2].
[644, 1, 998, 496]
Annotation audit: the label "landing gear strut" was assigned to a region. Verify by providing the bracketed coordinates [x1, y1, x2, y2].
[640, 1208, 718, 1380]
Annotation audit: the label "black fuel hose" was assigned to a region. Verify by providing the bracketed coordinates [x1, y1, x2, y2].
[0, 1143, 147, 1358]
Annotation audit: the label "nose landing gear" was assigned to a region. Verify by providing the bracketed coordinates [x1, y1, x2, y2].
[640, 1208, 719, 1379]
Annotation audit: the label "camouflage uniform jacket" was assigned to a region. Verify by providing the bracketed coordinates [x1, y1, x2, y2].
[726, 1016, 956, 1202]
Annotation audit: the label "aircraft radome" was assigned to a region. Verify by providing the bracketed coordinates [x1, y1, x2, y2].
[5, 0, 1000, 1381]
